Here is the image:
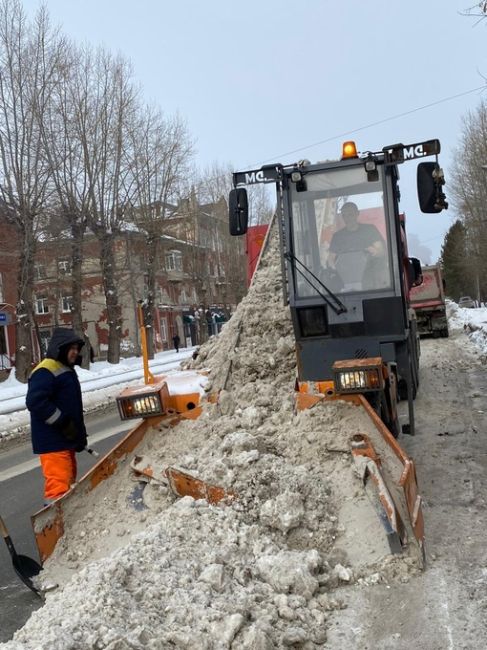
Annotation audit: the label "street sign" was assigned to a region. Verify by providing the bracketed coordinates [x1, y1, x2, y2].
[0, 312, 9, 325]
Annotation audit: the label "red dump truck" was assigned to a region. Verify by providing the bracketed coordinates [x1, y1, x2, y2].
[409, 264, 449, 337]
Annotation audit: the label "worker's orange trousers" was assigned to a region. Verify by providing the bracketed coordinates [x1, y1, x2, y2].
[39, 450, 77, 502]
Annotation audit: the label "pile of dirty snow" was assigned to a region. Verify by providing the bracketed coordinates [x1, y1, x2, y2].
[2, 225, 420, 650]
[447, 300, 487, 357]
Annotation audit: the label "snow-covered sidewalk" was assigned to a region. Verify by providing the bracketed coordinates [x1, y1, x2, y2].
[0, 347, 195, 439]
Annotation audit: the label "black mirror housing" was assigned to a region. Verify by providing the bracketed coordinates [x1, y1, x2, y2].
[229, 188, 249, 236]
[417, 162, 447, 213]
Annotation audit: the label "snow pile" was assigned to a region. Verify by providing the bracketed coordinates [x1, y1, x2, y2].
[2, 227, 419, 649]
[447, 300, 487, 356]
[12, 501, 339, 650]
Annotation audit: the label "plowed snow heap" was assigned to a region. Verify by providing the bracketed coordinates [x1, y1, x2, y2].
[4, 227, 420, 650]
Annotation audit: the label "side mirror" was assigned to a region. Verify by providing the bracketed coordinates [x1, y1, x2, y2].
[417, 162, 448, 213]
[408, 257, 423, 287]
[229, 188, 249, 236]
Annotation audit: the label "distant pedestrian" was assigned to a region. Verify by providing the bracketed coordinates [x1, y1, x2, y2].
[172, 334, 181, 353]
[26, 328, 88, 505]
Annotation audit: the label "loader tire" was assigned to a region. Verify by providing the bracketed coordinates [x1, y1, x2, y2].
[398, 374, 417, 401]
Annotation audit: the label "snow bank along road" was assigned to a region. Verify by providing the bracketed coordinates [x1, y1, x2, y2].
[2, 229, 487, 649]
[326, 323, 487, 648]
[0, 349, 193, 437]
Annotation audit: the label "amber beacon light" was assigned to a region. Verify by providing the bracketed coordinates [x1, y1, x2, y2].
[341, 141, 358, 159]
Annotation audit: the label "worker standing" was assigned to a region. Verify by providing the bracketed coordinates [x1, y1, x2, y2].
[26, 328, 88, 505]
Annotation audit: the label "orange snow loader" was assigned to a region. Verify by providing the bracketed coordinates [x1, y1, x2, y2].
[230, 139, 448, 558]
[31, 304, 231, 564]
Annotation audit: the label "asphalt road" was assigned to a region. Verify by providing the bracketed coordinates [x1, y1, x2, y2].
[0, 407, 130, 643]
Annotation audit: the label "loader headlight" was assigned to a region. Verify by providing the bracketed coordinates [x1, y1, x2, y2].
[117, 392, 165, 419]
[116, 380, 170, 420]
[332, 358, 384, 394]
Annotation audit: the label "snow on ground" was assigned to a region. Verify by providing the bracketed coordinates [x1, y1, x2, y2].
[446, 300, 487, 357]
[0, 348, 195, 440]
[1, 258, 484, 648]
[1, 223, 421, 650]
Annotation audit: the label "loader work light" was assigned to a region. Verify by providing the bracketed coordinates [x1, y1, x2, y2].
[332, 357, 384, 394]
[116, 380, 170, 420]
[291, 170, 307, 192]
[341, 141, 358, 159]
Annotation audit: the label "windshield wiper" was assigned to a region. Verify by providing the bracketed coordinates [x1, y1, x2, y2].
[284, 251, 347, 315]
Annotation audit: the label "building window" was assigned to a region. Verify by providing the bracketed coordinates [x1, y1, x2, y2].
[160, 317, 168, 342]
[165, 250, 183, 272]
[0, 273, 3, 303]
[34, 264, 46, 280]
[61, 296, 73, 313]
[58, 259, 71, 275]
[35, 295, 49, 315]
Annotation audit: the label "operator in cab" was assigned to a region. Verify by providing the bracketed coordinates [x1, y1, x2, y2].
[327, 201, 387, 291]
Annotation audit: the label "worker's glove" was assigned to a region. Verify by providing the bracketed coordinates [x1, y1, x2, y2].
[56, 417, 78, 442]
[74, 439, 87, 453]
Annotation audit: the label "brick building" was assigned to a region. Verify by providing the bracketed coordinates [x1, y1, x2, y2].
[1, 196, 246, 365]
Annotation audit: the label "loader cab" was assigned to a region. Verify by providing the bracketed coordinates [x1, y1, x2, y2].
[229, 140, 447, 389]
[285, 155, 410, 382]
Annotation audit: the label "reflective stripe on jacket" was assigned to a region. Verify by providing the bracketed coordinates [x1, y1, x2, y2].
[26, 358, 87, 454]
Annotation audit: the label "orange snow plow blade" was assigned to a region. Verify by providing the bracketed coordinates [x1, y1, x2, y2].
[350, 433, 406, 554]
[358, 394, 424, 548]
[130, 455, 236, 505]
[295, 380, 424, 553]
[32, 416, 156, 563]
[32, 368, 210, 564]
[31, 408, 205, 563]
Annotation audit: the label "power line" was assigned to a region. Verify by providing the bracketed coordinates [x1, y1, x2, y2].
[256, 85, 487, 166]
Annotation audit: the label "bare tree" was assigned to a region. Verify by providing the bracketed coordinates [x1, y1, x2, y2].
[70, 47, 138, 364]
[449, 100, 487, 300]
[196, 161, 233, 205]
[197, 161, 273, 225]
[248, 184, 274, 226]
[128, 108, 193, 357]
[193, 162, 252, 307]
[461, 3, 487, 24]
[39, 41, 94, 365]
[0, 1, 64, 381]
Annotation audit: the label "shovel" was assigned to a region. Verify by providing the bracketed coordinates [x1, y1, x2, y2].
[0, 513, 43, 598]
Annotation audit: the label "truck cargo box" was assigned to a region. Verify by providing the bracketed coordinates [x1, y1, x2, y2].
[410, 265, 448, 337]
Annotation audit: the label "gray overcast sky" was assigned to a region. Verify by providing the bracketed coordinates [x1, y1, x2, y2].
[22, 0, 487, 260]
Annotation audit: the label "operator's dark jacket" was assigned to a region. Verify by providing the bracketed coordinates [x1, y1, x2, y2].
[26, 328, 87, 454]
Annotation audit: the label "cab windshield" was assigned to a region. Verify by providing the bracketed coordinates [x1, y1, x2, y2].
[289, 165, 392, 297]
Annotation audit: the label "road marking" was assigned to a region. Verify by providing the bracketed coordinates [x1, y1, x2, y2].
[0, 424, 130, 483]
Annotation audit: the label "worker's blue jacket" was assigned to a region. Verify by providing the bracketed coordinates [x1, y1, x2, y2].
[26, 328, 87, 454]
